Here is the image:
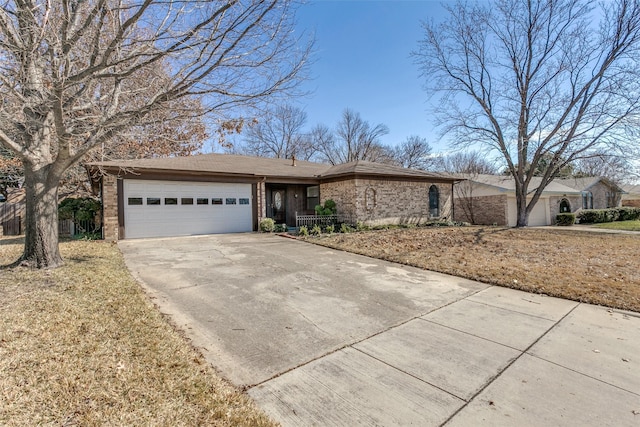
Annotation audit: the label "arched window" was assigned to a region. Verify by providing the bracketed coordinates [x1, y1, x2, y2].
[429, 185, 440, 217]
[582, 191, 593, 209]
[559, 198, 571, 213]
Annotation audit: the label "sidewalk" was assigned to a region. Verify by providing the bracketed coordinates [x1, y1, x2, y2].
[537, 224, 640, 235]
[249, 287, 640, 426]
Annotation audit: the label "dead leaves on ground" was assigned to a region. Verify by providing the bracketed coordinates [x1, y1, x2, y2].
[314, 227, 640, 313]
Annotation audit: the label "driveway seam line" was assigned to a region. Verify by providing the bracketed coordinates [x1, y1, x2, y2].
[439, 302, 582, 427]
[350, 346, 467, 402]
[417, 317, 535, 353]
[524, 353, 640, 397]
[247, 290, 483, 390]
[463, 296, 578, 322]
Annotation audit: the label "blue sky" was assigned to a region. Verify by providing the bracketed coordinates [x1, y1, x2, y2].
[293, 0, 450, 151]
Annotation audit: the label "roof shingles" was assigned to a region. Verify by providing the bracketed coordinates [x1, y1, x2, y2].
[88, 154, 456, 182]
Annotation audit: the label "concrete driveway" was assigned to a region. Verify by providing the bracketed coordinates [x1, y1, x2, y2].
[119, 233, 640, 426]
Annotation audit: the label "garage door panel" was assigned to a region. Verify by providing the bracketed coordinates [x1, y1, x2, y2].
[507, 197, 549, 227]
[123, 180, 252, 239]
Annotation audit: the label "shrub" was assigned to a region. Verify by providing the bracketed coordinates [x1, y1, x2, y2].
[325, 225, 335, 234]
[58, 197, 102, 221]
[259, 218, 275, 232]
[58, 197, 102, 236]
[372, 224, 390, 231]
[616, 207, 640, 221]
[274, 223, 288, 233]
[340, 223, 354, 233]
[356, 221, 370, 232]
[315, 199, 337, 216]
[556, 213, 575, 226]
[578, 209, 618, 224]
[298, 225, 309, 237]
[324, 199, 336, 212]
[310, 224, 322, 236]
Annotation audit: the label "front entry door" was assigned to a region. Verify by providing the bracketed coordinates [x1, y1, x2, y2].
[271, 189, 286, 224]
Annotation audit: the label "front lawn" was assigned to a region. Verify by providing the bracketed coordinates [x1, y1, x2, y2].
[0, 239, 275, 426]
[594, 220, 640, 232]
[310, 226, 640, 313]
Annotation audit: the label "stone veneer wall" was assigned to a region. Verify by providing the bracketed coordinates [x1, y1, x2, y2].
[102, 175, 119, 241]
[321, 178, 452, 225]
[454, 194, 508, 225]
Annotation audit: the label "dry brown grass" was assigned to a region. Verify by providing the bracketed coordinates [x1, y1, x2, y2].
[311, 227, 640, 313]
[0, 238, 277, 426]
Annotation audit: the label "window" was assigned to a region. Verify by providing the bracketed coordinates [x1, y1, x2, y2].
[559, 199, 571, 213]
[226, 198, 237, 205]
[429, 185, 440, 217]
[128, 197, 143, 205]
[164, 197, 178, 205]
[306, 186, 319, 210]
[147, 197, 161, 205]
[582, 191, 593, 209]
[197, 198, 209, 205]
[212, 198, 223, 205]
[181, 198, 194, 205]
[239, 198, 250, 205]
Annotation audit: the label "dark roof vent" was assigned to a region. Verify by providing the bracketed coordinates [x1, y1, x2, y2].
[291, 155, 296, 167]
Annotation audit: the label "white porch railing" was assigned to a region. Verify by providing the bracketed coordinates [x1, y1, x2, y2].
[296, 213, 349, 228]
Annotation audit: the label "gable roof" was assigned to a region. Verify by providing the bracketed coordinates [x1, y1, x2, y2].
[556, 176, 624, 193]
[319, 160, 457, 181]
[88, 153, 328, 179]
[87, 153, 457, 182]
[622, 184, 640, 196]
[467, 174, 581, 195]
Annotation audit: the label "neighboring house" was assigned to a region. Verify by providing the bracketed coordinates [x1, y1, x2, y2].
[621, 184, 640, 208]
[555, 177, 624, 210]
[86, 154, 458, 240]
[453, 175, 624, 227]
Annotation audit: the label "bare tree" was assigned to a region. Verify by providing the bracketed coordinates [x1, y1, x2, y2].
[415, 0, 640, 226]
[392, 135, 435, 170]
[441, 151, 499, 224]
[442, 151, 498, 175]
[315, 109, 391, 165]
[572, 151, 634, 183]
[0, 0, 310, 267]
[0, 146, 22, 199]
[308, 123, 335, 163]
[242, 104, 316, 160]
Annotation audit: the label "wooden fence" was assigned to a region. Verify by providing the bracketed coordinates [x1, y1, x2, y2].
[0, 202, 24, 236]
[1, 203, 100, 238]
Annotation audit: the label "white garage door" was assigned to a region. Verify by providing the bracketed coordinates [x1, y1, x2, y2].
[507, 197, 549, 227]
[123, 180, 252, 239]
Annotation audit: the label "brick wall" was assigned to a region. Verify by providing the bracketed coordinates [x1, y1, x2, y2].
[256, 181, 266, 224]
[102, 175, 119, 241]
[454, 194, 508, 225]
[549, 195, 581, 223]
[320, 180, 358, 221]
[321, 178, 452, 225]
[622, 199, 640, 208]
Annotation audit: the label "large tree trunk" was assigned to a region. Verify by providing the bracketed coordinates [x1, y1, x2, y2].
[515, 195, 529, 227]
[22, 162, 63, 268]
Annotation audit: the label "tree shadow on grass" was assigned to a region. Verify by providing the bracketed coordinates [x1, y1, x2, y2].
[0, 236, 24, 246]
[473, 226, 514, 244]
